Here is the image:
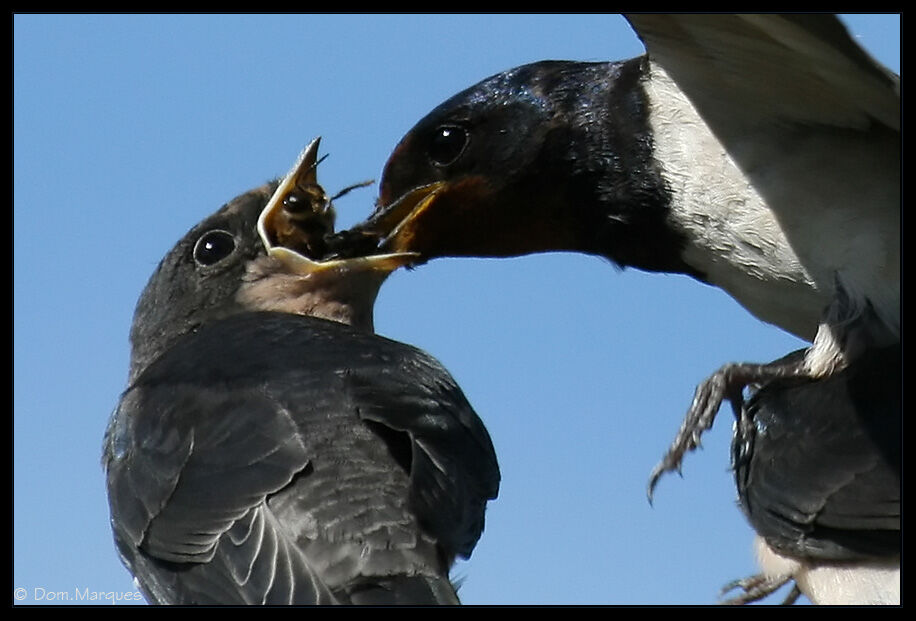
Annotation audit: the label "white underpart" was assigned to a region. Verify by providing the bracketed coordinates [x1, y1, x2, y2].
[643, 66, 822, 340]
[755, 536, 900, 605]
[642, 63, 899, 370]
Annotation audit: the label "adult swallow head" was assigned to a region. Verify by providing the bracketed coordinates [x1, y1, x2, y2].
[105, 139, 499, 604]
[355, 59, 692, 277]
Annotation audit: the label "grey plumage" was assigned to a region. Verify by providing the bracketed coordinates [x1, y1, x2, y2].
[104, 168, 499, 605]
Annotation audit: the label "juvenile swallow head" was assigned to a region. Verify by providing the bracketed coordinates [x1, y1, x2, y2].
[129, 138, 416, 381]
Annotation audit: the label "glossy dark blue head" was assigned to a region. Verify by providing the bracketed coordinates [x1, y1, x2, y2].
[370, 58, 677, 269]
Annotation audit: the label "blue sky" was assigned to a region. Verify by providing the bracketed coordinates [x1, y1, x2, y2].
[14, 14, 899, 605]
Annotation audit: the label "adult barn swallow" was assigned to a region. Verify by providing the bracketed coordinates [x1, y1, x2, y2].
[333, 15, 900, 604]
[103, 140, 500, 605]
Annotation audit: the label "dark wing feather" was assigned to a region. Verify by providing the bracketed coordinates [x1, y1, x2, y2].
[734, 344, 900, 561]
[346, 353, 501, 560]
[104, 312, 498, 604]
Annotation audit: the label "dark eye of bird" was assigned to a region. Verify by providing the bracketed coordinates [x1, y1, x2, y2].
[283, 191, 309, 213]
[428, 125, 468, 167]
[193, 230, 236, 266]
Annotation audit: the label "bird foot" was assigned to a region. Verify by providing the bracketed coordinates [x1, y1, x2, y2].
[720, 572, 801, 605]
[647, 356, 807, 502]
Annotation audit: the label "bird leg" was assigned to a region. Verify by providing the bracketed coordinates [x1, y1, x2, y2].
[720, 573, 801, 605]
[647, 354, 807, 502]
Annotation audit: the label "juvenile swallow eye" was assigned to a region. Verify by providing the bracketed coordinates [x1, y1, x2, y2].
[428, 125, 468, 167]
[193, 229, 236, 266]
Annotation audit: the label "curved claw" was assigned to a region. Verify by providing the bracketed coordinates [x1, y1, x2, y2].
[719, 572, 798, 605]
[647, 355, 811, 502]
[645, 364, 742, 502]
[646, 466, 663, 505]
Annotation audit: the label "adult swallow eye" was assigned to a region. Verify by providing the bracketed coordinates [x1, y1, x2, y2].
[428, 125, 468, 167]
[193, 230, 236, 266]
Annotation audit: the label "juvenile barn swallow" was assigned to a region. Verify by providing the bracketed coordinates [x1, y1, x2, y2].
[104, 139, 500, 605]
[331, 15, 900, 604]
